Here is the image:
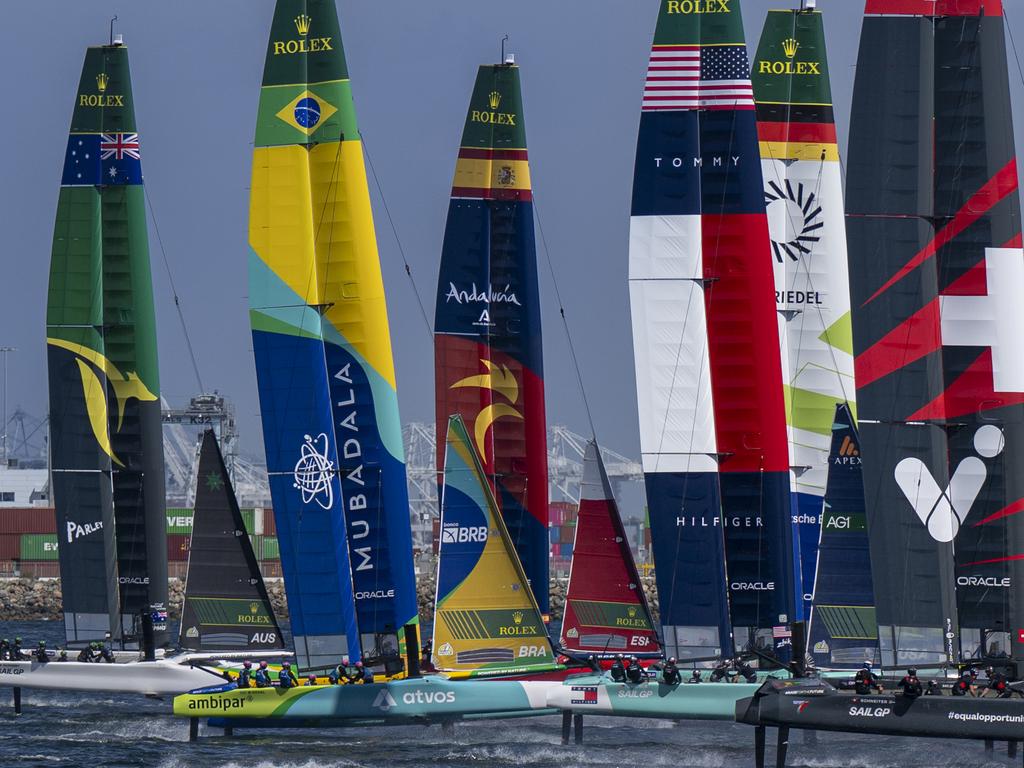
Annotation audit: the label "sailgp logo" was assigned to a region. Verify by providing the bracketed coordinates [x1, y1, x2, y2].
[294, 433, 335, 510]
[894, 425, 1004, 543]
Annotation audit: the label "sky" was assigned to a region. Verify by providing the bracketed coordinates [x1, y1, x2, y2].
[2, 1, 1024, 462]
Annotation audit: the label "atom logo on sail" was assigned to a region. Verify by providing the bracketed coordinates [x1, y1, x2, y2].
[451, 360, 524, 459]
[293, 433, 335, 510]
[895, 425, 1005, 543]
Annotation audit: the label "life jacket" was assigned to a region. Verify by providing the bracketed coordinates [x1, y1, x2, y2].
[953, 678, 969, 695]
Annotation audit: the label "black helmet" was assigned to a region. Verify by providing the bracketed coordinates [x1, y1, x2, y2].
[908, 667, 918, 676]
[862, 662, 872, 670]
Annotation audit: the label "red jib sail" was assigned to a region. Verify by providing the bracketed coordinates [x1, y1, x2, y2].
[559, 442, 660, 657]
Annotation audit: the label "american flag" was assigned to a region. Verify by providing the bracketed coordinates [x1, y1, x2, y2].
[643, 44, 754, 112]
[772, 625, 792, 639]
[100, 133, 141, 161]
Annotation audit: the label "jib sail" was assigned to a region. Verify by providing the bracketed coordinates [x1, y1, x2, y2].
[47, 40, 167, 647]
[179, 431, 284, 652]
[434, 61, 550, 615]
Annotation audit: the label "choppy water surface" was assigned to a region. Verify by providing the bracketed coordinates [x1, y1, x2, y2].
[0, 621, 1012, 768]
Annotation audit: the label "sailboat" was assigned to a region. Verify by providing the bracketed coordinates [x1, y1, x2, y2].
[738, 0, 1024, 751]
[558, 443, 660, 659]
[434, 57, 550, 616]
[178, 430, 285, 653]
[247, 0, 419, 674]
[628, 0, 795, 663]
[751, 3, 859, 623]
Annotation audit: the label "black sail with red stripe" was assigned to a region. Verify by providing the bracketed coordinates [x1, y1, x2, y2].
[847, 0, 1024, 665]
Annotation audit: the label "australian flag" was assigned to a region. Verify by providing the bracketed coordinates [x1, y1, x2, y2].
[62, 133, 142, 186]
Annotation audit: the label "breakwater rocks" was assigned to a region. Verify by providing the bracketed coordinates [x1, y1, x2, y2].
[0, 570, 661, 626]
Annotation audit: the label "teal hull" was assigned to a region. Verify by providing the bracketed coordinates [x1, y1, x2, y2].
[546, 674, 761, 721]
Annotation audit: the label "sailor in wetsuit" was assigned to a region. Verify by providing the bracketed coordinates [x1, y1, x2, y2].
[254, 660, 272, 688]
[687, 670, 702, 684]
[609, 654, 627, 682]
[278, 661, 299, 689]
[982, 666, 1010, 698]
[925, 681, 940, 696]
[952, 670, 975, 697]
[736, 660, 757, 684]
[897, 668, 923, 698]
[34, 641, 48, 663]
[709, 660, 729, 683]
[11, 638, 26, 660]
[353, 661, 373, 684]
[661, 657, 682, 686]
[304, 674, 318, 686]
[625, 656, 645, 684]
[853, 662, 883, 694]
[57, 648, 67, 662]
[237, 661, 253, 688]
[77, 644, 95, 663]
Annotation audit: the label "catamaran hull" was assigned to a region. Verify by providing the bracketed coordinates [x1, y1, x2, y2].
[174, 677, 558, 725]
[546, 676, 761, 721]
[737, 680, 1024, 740]
[0, 659, 226, 696]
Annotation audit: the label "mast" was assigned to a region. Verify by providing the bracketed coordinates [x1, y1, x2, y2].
[752, 4, 857, 622]
[559, 442, 660, 658]
[434, 60, 550, 615]
[47, 39, 167, 648]
[179, 431, 284, 651]
[629, 0, 794, 661]
[848, 0, 1024, 668]
[249, 0, 418, 670]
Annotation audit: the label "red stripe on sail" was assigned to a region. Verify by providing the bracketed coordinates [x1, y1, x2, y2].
[757, 121, 837, 144]
[1005, 233, 1023, 248]
[974, 498, 1024, 528]
[908, 350, 1024, 420]
[865, 160, 1018, 305]
[865, 0, 1002, 15]
[458, 148, 530, 161]
[959, 553, 1024, 568]
[854, 301, 941, 388]
[702, 213, 789, 473]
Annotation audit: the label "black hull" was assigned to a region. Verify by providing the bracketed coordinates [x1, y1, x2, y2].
[737, 679, 1024, 741]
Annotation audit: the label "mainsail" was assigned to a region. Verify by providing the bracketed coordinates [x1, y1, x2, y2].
[629, 0, 794, 660]
[179, 431, 284, 652]
[807, 405, 877, 669]
[848, 0, 1024, 666]
[431, 415, 555, 677]
[249, 0, 418, 670]
[434, 61, 550, 614]
[752, 5, 856, 620]
[559, 442, 660, 657]
[47, 40, 168, 646]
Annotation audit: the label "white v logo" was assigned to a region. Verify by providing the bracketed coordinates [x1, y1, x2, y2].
[894, 456, 987, 543]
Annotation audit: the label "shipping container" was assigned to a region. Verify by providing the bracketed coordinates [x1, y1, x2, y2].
[0, 534, 21, 559]
[262, 537, 280, 561]
[165, 509, 194, 534]
[20, 562, 60, 579]
[262, 508, 276, 536]
[240, 508, 256, 534]
[20, 533, 59, 561]
[549, 528, 559, 545]
[260, 561, 283, 579]
[0, 508, 57, 535]
[167, 533, 190, 562]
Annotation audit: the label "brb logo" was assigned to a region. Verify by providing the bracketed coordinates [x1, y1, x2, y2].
[894, 425, 1004, 543]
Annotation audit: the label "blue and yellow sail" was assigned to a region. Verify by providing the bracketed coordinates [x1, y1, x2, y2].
[248, 0, 417, 670]
[432, 416, 555, 678]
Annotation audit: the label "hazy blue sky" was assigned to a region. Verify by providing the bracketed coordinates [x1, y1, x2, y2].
[3, 1, 1024, 460]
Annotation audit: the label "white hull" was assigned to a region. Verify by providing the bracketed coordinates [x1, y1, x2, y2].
[0, 656, 228, 696]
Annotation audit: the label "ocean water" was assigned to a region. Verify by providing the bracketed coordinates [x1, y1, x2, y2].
[0, 621, 1012, 768]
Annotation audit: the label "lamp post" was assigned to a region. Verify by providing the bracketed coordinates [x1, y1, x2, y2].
[0, 347, 15, 463]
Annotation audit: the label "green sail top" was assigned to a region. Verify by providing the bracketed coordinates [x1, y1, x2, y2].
[459, 64, 527, 150]
[653, 0, 746, 47]
[751, 10, 833, 107]
[70, 46, 137, 134]
[255, 0, 355, 147]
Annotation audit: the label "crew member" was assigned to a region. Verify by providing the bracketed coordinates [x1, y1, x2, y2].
[853, 663, 883, 695]
[34, 641, 48, 663]
[662, 657, 682, 686]
[709, 661, 728, 683]
[278, 661, 299, 689]
[77, 644, 95, 663]
[687, 670, 702, 684]
[736, 660, 757, 684]
[237, 661, 253, 688]
[57, 648, 68, 662]
[11, 638, 26, 660]
[925, 681, 939, 696]
[304, 674, 318, 686]
[625, 656, 645, 684]
[328, 665, 342, 685]
[952, 670, 975, 697]
[609, 654, 626, 683]
[983, 666, 1010, 698]
[254, 660, 272, 688]
[0, 639, 9, 660]
[353, 661, 373, 684]
[420, 641, 435, 674]
[897, 668, 923, 698]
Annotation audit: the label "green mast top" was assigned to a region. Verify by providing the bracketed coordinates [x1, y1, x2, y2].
[653, 0, 747, 46]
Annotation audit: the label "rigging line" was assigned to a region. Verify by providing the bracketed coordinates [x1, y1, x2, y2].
[1003, 7, 1024, 95]
[532, 192, 597, 442]
[143, 184, 205, 394]
[360, 132, 434, 342]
